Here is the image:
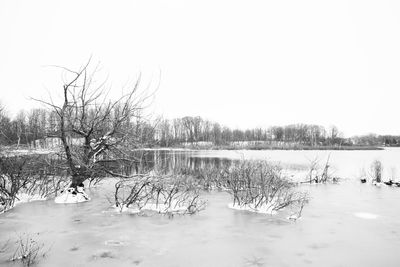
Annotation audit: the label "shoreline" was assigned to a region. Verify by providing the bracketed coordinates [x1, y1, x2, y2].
[0, 145, 385, 157]
[144, 145, 384, 151]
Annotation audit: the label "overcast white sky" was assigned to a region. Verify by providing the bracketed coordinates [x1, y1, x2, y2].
[1, 0, 400, 136]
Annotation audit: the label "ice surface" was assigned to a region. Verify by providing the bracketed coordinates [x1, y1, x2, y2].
[0, 193, 47, 214]
[2, 149, 400, 267]
[354, 212, 379, 219]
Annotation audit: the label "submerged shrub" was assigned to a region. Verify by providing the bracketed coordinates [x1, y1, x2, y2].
[9, 233, 47, 267]
[0, 156, 69, 213]
[225, 160, 308, 214]
[0, 157, 32, 212]
[304, 155, 338, 184]
[370, 160, 382, 183]
[113, 174, 206, 215]
[173, 165, 230, 191]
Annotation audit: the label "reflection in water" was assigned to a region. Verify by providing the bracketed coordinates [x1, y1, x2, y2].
[132, 150, 235, 174]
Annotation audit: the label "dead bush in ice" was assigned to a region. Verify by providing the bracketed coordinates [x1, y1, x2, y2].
[113, 174, 206, 215]
[370, 160, 382, 184]
[0, 156, 69, 212]
[174, 165, 230, 191]
[0, 156, 30, 212]
[9, 233, 48, 267]
[24, 156, 69, 200]
[303, 155, 339, 184]
[226, 161, 308, 215]
[113, 176, 153, 212]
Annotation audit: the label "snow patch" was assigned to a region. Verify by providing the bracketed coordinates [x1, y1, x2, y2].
[14, 193, 47, 205]
[54, 187, 90, 204]
[227, 203, 277, 215]
[372, 181, 383, 187]
[354, 212, 378, 219]
[114, 202, 192, 214]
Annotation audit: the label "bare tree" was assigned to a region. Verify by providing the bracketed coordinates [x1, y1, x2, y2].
[33, 60, 151, 190]
[0, 104, 12, 145]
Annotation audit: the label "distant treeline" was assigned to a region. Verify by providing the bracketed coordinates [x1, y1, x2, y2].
[153, 117, 347, 147]
[351, 134, 400, 147]
[0, 107, 155, 147]
[0, 105, 397, 148]
[152, 117, 394, 147]
[152, 116, 395, 148]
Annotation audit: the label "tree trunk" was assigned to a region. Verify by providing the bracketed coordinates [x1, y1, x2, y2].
[70, 174, 85, 188]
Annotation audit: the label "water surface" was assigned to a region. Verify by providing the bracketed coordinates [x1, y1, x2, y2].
[1, 148, 400, 266]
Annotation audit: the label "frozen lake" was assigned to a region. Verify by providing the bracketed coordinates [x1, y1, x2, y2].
[182, 147, 400, 179]
[1, 148, 400, 266]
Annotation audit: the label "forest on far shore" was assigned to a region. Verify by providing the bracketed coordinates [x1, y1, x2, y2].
[0, 104, 397, 150]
